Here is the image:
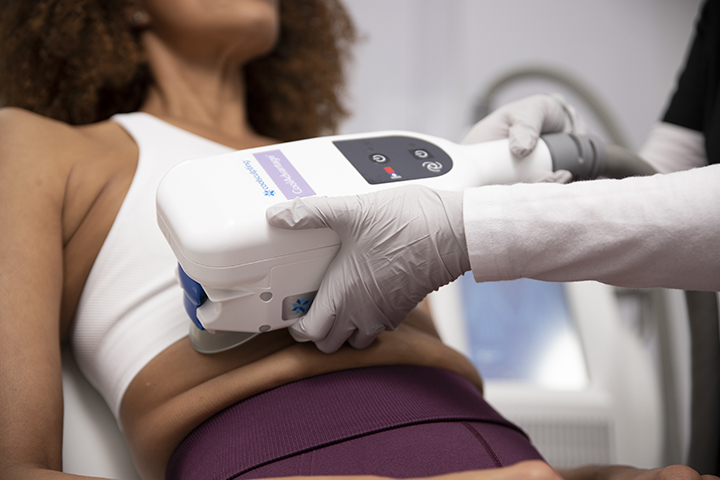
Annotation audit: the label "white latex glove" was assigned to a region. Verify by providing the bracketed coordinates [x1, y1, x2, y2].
[266, 185, 470, 353]
[463, 94, 583, 166]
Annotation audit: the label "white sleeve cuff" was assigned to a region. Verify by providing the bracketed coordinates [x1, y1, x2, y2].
[639, 122, 707, 173]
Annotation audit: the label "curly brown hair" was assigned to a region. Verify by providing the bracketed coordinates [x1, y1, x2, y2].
[0, 0, 356, 141]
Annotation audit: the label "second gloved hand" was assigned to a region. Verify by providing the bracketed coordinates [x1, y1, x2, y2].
[462, 94, 584, 184]
[266, 185, 471, 353]
[463, 94, 583, 157]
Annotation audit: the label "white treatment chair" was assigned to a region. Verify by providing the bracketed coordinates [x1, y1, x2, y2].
[61, 345, 141, 479]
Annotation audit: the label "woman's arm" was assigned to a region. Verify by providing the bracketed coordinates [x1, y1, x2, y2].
[558, 464, 717, 480]
[430, 462, 716, 480]
[0, 109, 110, 480]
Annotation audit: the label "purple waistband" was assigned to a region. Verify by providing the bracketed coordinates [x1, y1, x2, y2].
[167, 366, 524, 479]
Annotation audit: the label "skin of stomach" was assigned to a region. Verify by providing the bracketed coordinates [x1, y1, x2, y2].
[121, 314, 483, 480]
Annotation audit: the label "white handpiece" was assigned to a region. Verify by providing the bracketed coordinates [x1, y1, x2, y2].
[156, 130, 605, 352]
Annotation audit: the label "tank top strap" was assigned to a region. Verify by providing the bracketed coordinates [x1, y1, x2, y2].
[111, 112, 234, 161]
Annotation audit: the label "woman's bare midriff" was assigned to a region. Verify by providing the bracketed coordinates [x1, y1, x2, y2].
[120, 309, 483, 480]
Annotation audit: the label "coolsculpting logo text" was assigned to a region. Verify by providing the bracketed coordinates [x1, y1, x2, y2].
[265, 153, 304, 195]
[253, 150, 316, 200]
[242, 160, 276, 197]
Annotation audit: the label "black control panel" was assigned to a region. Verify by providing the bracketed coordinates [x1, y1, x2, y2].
[333, 135, 453, 184]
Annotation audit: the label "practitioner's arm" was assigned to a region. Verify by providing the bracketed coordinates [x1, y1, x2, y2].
[0, 109, 107, 480]
[465, 164, 720, 291]
[268, 165, 719, 352]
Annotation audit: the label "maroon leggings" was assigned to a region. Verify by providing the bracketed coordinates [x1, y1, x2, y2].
[166, 366, 543, 480]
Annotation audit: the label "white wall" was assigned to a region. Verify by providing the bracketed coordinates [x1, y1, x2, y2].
[340, 0, 702, 151]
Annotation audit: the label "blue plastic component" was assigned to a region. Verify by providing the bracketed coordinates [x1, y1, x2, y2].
[182, 294, 205, 330]
[178, 264, 207, 330]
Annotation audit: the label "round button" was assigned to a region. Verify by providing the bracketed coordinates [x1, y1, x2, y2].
[369, 153, 388, 163]
[259, 325, 272, 332]
[422, 161, 443, 173]
[413, 149, 430, 159]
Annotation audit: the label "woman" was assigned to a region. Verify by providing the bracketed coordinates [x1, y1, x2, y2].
[0, 1, 544, 479]
[0, 2, 707, 480]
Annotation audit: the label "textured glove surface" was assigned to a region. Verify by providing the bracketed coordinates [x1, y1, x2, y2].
[266, 185, 470, 353]
[463, 94, 581, 158]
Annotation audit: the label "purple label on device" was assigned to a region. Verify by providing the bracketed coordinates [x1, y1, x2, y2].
[253, 150, 316, 200]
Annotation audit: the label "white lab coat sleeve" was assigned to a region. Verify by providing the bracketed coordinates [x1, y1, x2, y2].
[464, 164, 720, 291]
[639, 122, 707, 173]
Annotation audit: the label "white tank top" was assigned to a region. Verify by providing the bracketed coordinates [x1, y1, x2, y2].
[71, 113, 233, 422]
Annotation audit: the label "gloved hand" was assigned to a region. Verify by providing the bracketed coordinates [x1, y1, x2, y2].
[266, 185, 471, 353]
[463, 93, 583, 160]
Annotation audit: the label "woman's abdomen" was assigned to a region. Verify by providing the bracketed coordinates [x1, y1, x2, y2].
[119, 310, 483, 480]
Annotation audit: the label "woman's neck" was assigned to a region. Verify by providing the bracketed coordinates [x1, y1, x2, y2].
[139, 32, 273, 149]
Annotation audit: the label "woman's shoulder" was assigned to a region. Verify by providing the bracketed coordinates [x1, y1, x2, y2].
[0, 107, 104, 150]
[0, 106, 75, 139]
[1, 108, 82, 163]
[0, 107, 134, 172]
[0, 108, 76, 193]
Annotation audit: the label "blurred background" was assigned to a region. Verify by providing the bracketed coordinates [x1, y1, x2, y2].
[340, 0, 700, 150]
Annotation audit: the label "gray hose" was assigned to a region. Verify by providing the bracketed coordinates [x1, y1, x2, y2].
[542, 133, 657, 180]
[542, 133, 606, 180]
[603, 143, 658, 178]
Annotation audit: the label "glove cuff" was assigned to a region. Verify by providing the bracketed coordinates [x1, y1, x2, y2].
[435, 189, 471, 276]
